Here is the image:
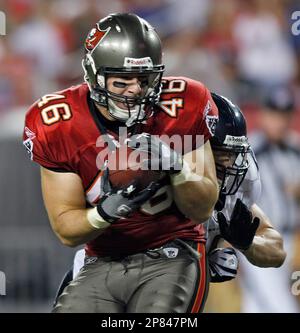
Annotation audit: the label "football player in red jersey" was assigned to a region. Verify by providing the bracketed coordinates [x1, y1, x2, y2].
[23, 13, 219, 313]
[52, 93, 287, 310]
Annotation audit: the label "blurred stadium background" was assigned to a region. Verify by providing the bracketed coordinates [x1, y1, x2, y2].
[0, 0, 299, 312]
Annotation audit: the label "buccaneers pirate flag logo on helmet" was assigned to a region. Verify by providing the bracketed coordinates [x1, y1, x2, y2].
[84, 24, 110, 52]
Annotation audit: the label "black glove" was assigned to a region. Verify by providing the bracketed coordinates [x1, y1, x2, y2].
[97, 167, 162, 223]
[217, 198, 260, 251]
[127, 133, 183, 174]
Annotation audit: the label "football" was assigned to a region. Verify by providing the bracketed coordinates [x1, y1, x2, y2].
[107, 144, 164, 190]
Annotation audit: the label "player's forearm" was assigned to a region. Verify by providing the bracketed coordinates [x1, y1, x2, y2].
[242, 228, 286, 268]
[172, 176, 218, 223]
[171, 141, 218, 223]
[50, 208, 110, 247]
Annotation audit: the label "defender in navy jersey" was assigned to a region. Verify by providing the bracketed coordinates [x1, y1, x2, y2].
[206, 94, 286, 283]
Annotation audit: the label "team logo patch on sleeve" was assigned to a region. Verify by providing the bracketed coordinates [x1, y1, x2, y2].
[204, 101, 218, 136]
[24, 126, 36, 140]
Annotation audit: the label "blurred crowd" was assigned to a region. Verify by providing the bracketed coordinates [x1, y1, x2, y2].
[0, 0, 300, 126]
[0, 0, 300, 312]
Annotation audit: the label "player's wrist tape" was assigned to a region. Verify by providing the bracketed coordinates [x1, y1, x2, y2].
[170, 160, 201, 186]
[87, 207, 111, 229]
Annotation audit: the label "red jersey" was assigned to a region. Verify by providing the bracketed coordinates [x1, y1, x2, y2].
[23, 76, 218, 257]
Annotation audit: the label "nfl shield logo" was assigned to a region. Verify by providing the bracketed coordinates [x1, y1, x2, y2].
[163, 247, 179, 258]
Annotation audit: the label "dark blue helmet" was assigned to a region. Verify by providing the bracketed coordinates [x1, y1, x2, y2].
[211, 93, 250, 195]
